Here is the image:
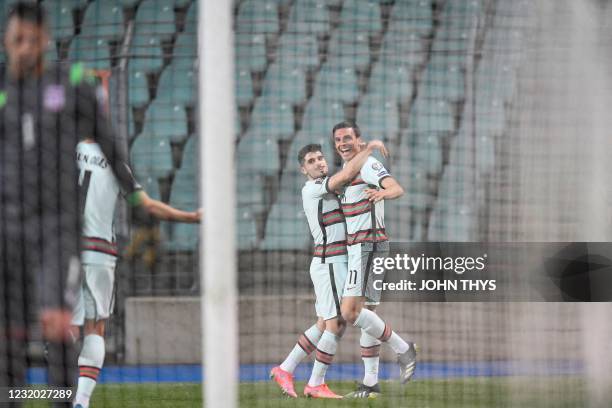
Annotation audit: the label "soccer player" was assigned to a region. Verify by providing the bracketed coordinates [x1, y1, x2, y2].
[271, 140, 388, 399]
[0, 1, 140, 397]
[71, 138, 201, 408]
[332, 121, 417, 398]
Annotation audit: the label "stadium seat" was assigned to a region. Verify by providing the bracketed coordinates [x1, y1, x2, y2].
[326, 30, 370, 72]
[164, 222, 199, 251]
[367, 61, 413, 104]
[236, 131, 281, 175]
[235, 33, 267, 73]
[379, 30, 426, 70]
[277, 168, 305, 205]
[129, 30, 164, 72]
[476, 134, 495, 175]
[261, 203, 311, 250]
[476, 58, 517, 102]
[128, 68, 150, 108]
[68, 36, 112, 70]
[180, 135, 197, 172]
[439, 0, 483, 29]
[300, 98, 346, 136]
[389, 0, 434, 36]
[183, 1, 197, 35]
[410, 134, 443, 175]
[236, 68, 254, 108]
[236, 173, 267, 213]
[356, 94, 400, 142]
[261, 62, 306, 106]
[409, 96, 454, 134]
[156, 63, 196, 107]
[249, 95, 294, 141]
[275, 33, 319, 71]
[134, 0, 177, 39]
[384, 199, 412, 242]
[337, 0, 382, 35]
[46, 0, 75, 41]
[131, 133, 174, 178]
[80, 0, 124, 40]
[237, 208, 259, 250]
[428, 202, 477, 241]
[143, 100, 189, 142]
[421, 62, 465, 103]
[286, 0, 330, 36]
[312, 64, 359, 104]
[236, 0, 279, 35]
[475, 97, 505, 137]
[45, 39, 59, 62]
[170, 165, 197, 208]
[173, 31, 196, 64]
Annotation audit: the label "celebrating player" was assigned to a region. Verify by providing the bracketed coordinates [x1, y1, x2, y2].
[71, 138, 200, 408]
[271, 140, 388, 399]
[332, 121, 417, 398]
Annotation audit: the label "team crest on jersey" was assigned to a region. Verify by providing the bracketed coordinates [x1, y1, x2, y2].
[371, 162, 383, 171]
[43, 85, 66, 112]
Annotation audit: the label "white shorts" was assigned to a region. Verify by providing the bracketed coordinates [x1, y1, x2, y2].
[343, 243, 389, 305]
[71, 263, 115, 325]
[310, 260, 347, 320]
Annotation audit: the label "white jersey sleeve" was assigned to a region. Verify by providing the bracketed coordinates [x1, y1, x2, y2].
[360, 156, 391, 188]
[301, 176, 331, 199]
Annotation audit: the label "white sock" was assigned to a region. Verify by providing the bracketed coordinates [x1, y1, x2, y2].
[74, 334, 105, 408]
[354, 309, 409, 354]
[360, 329, 381, 387]
[280, 324, 322, 373]
[308, 330, 338, 387]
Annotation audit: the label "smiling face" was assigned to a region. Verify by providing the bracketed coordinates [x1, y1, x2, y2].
[333, 126, 362, 162]
[300, 151, 329, 180]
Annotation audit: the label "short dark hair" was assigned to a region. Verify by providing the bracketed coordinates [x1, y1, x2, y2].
[297, 143, 322, 165]
[8, 2, 47, 26]
[332, 120, 361, 139]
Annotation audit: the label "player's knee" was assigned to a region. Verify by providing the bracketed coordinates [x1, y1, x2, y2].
[340, 304, 360, 324]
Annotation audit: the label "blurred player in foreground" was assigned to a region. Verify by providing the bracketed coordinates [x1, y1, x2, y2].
[271, 140, 388, 399]
[332, 121, 417, 398]
[1, 1, 139, 401]
[71, 138, 201, 408]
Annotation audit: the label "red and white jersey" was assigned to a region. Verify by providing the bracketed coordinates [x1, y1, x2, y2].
[340, 156, 390, 246]
[302, 177, 347, 264]
[77, 141, 120, 266]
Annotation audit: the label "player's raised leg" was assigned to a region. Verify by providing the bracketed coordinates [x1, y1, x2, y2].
[270, 319, 324, 398]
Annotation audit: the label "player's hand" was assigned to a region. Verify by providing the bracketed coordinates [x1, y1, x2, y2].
[367, 140, 389, 158]
[193, 208, 203, 223]
[365, 188, 387, 203]
[40, 309, 73, 342]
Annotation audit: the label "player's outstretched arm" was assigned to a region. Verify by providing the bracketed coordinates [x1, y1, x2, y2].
[365, 176, 404, 203]
[327, 140, 388, 192]
[132, 191, 201, 223]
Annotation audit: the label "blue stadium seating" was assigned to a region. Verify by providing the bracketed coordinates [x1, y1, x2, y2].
[134, 0, 177, 39]
[249, 95, 294, 141]
[289, 131, 336, 167]
[128, 68, 150, 107]
[143, 100, 189, 142]
[236, 131, 280, 175]
[130, 133, 174, 178]
[156, 63, 196, 107]
[475, 97, 506, 137]
[379, 30, 427, 70]
[237, 208, 259, 250]
[68, 36, 113, 70]
[129, 30, 164, 72]
[286, 0, 330, 36]
[236, 0, 279, 35]
[237, 173, 267, 213]
[421, 62, 465, 103]
[312, 64, 359, 104]
[326, 30, 370, 72]
[80, 0, 125, 40]
[300, 98, 346, 135]
[389, 0, 433, 36]
[261, 62, 306, 105]
[409, 96, 455, 134]
[368, 61, 413, 104]
[236, 68, 254, 108]
[356, 94, 400, 142]
[261, 203, 311, 250]
[275, 33, 319, 71]
[47, 0, 75, 41]
[235, 33, 267, 73]
[337, 0, 382, 35]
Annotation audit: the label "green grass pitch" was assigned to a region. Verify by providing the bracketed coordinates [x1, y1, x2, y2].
[25, 377, 588, 407]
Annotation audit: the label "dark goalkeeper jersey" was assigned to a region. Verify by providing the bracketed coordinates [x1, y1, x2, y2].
[0, 62, 141, 313]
